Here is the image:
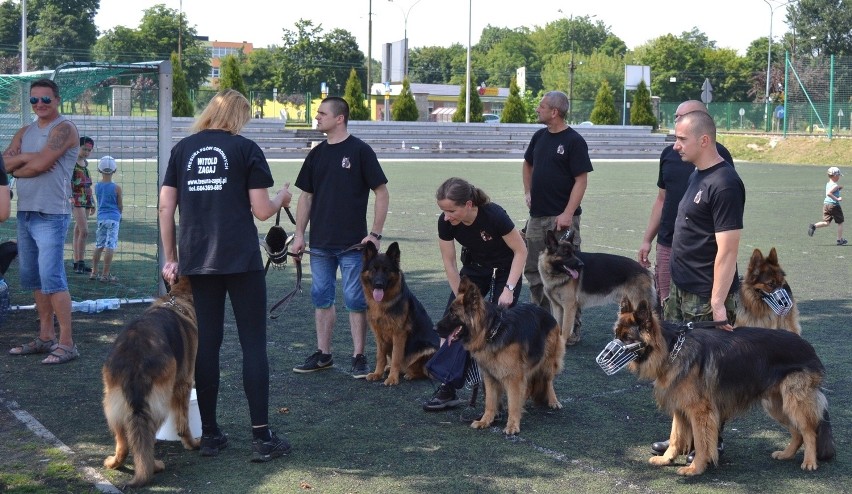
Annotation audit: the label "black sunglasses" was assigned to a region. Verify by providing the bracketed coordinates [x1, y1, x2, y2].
[29, 96, 52, 105]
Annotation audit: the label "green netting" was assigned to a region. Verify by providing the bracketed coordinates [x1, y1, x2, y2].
[0, 63, 164, 309]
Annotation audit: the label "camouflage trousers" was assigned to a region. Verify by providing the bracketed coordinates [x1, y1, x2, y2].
[663, 280, 738, 324]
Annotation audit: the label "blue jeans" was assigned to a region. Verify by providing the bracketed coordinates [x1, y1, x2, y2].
[309, 248, 366, 312]
[17, 212, 70, 294]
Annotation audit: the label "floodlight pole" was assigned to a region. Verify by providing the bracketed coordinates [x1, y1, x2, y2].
[20, 0, 26, 72]
[368, 0, 373, 119]
[465, 0, 471, 123]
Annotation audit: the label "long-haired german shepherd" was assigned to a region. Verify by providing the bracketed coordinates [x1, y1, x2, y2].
[736, 247, 801, 334]
[102, 277, 199, 487]
[361, 241, 439, 385]
[602, 298, 835, 476]
[436, 276, 565, 435]
[539, 229, 655, 345]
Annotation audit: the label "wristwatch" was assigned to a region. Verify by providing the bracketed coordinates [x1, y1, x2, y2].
[505, 283, 516, 292]
[370, 232, 382, 240]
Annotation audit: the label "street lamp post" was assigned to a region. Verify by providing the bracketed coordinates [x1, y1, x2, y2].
[465, 0, 471, 123]
[388, 0, 423, 78]
[367, 0, 373, 119]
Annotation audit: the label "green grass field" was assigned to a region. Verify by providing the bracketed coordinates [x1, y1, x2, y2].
[1, 159, 850, 493]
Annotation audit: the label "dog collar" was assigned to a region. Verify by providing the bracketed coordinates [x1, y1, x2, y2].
[486, 311, 504, 342]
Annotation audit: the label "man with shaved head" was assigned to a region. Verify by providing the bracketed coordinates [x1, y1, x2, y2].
[648, 107, 745, 461]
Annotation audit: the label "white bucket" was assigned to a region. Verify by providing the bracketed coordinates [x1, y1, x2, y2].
[155, 388, 202, 441]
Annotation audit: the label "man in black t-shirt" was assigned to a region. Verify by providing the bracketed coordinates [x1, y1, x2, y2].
[650, 109, 745, 461]
[290, 97, 390, 378]
[522, 90, 593, 344]
[638, 100, 734, 303]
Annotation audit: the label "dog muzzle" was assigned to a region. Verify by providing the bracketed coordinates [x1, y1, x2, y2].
[261, 225, 294, 268]
[761, 287, 793, 316]
[596, 339, 644, 375]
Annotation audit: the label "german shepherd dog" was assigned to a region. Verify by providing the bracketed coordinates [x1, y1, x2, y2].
[436, 276, 565, 435]
[736, 247, 801, 334]
[102, 277, 199, 487]
[539, 229, 655, 345]
[361, 241, 439, 385]
[599, 298, 835, 476]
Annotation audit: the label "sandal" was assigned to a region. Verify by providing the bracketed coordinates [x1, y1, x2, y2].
[89, 271, 99, 281]
[41, 344, 79, 365]
[100, 274, 118, 283]
[9, 337, 56, 355]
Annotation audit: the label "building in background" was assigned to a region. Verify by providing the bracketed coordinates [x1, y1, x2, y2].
[202, 40, 253, 87]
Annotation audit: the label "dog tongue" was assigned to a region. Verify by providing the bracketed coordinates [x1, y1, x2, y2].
[373, 288, 384, 302]
[568, 268, 579, 279]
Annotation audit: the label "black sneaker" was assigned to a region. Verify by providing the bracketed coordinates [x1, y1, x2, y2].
[293, 350, 333, 373]
[423, 384, 464, 411]
[838, 238, 848, 246]
[199, 431, 228, 457]
[808, 224, 816, 237]
[351, 354, 370, 379]
[251, 431, 291, 462]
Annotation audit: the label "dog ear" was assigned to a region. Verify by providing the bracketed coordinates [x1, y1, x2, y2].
[386, 241, 401, 265]
[362, 241, 378, 263]
[545, 229, 558, 252]
[634, 299, 651, 322]
[619, 296, 634, 314]
[767, 247, 779, 265]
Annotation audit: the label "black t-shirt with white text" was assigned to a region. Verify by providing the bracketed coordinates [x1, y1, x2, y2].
[164, 129, 274, 275]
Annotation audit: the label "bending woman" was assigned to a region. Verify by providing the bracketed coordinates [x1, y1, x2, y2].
[423, 177, 527, 411]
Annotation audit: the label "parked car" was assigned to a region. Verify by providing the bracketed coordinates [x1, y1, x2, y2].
[483, 113, 500, 123]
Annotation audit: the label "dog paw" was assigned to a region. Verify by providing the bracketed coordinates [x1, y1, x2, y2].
[182, 437, 200, 450]
[382, 376, 400, 386]
[800, 460, 819, 471]
[649, 456, 673, 466]
[154, 459, 165, 473]
[548, 400, 562, 410]
[104, 456, 122, 469]
[503, 424, 520, 435]
[676, 464, 704, 476]
[366, 372, 383, 381]
[772, 450, 795, 460]
[471, 419, 492, 429]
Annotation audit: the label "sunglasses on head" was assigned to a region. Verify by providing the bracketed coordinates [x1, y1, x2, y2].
[29, 96, 52, 105]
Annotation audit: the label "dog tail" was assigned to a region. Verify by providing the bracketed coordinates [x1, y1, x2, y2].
[816, 407, 836, 461]
[124, 375, 169, 486]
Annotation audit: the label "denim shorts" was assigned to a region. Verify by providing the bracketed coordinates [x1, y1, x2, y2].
[308, 247, 366, 312]
[95, 219, 120, 249]
[17, 211, 70, 294]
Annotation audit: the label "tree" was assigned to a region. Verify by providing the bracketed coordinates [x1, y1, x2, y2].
[787, 0, 852, 56]
[344, 68, 370, 121]
[630, 80, 657, 129]
[219, 55, 247, 97]
[452, 81, 483, 122]
[590, 80, 618, 125]
[501, 76, 527, 123]
[277, 19, 364, 94]
[392, 77, 419, 121]
[0, 1, 21, 58]
[94, 5, 209, 90]
[408, 44, 467, 84]
[24, 0, 98, 69]
[171, 52, 193, 117]
[632, 33, 705, 101]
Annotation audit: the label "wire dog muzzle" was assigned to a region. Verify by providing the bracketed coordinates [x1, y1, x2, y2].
[761, 287, 793, 316]
[596, 340, 644, 375]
